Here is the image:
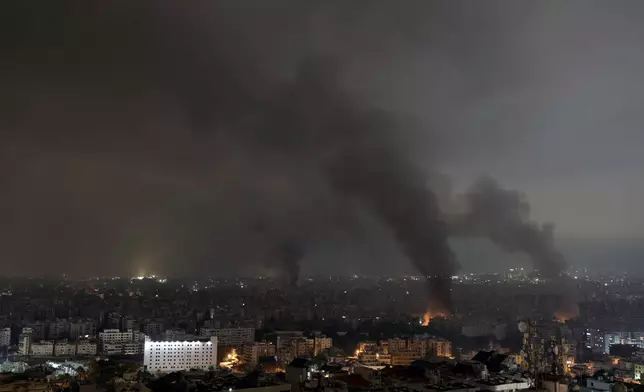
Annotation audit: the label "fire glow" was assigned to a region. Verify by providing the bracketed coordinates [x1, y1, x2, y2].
[420, 311, 447, 326]
[219, 348, 240, 369]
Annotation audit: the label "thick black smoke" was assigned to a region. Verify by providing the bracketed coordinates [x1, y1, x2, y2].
[251, 58, 458, 312]
[277, 239, 304, 287]
[449, 176, 566, 277]
[447, 176, 578, 318]
[2, 2, 570, 315]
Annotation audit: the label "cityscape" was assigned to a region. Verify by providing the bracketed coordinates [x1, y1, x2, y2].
[3, 2, 644, 392]
[0, 269, 643, 392]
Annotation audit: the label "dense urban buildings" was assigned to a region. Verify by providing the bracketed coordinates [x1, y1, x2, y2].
[0, 270, 644, 386]
[0, 271, 643, 392]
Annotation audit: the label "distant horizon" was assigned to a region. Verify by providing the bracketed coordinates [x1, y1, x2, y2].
[0, 236, 639, 279]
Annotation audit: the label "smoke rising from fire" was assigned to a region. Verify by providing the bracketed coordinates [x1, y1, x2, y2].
[277, 239, 304, 287]
[2, 2, 611, 317]
[445, 176, 578, 317]
[448, 176, 566, 278]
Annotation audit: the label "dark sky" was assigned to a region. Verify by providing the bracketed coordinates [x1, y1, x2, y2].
[1, 1, 644, 277]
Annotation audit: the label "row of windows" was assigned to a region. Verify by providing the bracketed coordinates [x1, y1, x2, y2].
[150, 361, 212, 364]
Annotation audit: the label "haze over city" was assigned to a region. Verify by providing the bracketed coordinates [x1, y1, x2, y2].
[6, 3, 644, 392]
[2, 0, 644, 281]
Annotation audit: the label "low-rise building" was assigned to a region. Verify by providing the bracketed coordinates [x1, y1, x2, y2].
[124, 342, 144, 356]
[30, 340, 54, 357]
[201, 327, 254, 346]
[76, 340, 98, 356]
[244, 341, 277, 366]
[54, 340, 77, 356]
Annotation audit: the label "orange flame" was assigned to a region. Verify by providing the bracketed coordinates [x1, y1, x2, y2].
[219, 348, 240, 369]
[554, 302, 579, 323]
[421, 311, 447, 326]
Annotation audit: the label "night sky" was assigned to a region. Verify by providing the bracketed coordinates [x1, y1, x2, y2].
[1, 1, 644, 277]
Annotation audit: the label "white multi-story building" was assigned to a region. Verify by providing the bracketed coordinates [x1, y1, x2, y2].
[123, 342, 144, 356]
[76, 340, 97, 356]
[0, 327, 11, 347]
[30, 340, 54, 357]
[144, 336, 217, 373]
[99, 329, 134, 345]
[98, 329, 145, 356]
[200, 328, 254, 346]
[54, 340, 77, 356]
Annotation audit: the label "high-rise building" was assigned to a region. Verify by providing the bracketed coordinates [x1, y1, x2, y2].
[0, 327, 11, 347]
[143, 336, 217, 373]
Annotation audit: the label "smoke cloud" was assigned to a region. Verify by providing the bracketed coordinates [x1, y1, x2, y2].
[276, 239, 304, 287]
[449, 176, 566, 278]
[446, 176, 578, 317]
[4, 1, 615, 315]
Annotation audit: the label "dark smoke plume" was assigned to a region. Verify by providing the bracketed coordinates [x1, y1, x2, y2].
[277, 239, 304, 287]
[256, 58, 459, 313]
[447, 176, 578, 318]
[449, 176, 565, 277]
[2, 3, 460, 312]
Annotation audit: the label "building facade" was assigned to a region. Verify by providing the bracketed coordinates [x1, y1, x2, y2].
[0, 327, 11, 347]
[201, 328, 254, 346]
[243, 341, 276, 366]
[18, 328, 32, 356]
[54, 340, 77, 356]
[69, 320, 96, 340]
[76, 340, 98, 356]
[99, 329, 133, 345]
[30, 341, 54, 357]
[143, 336, 218, 373]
